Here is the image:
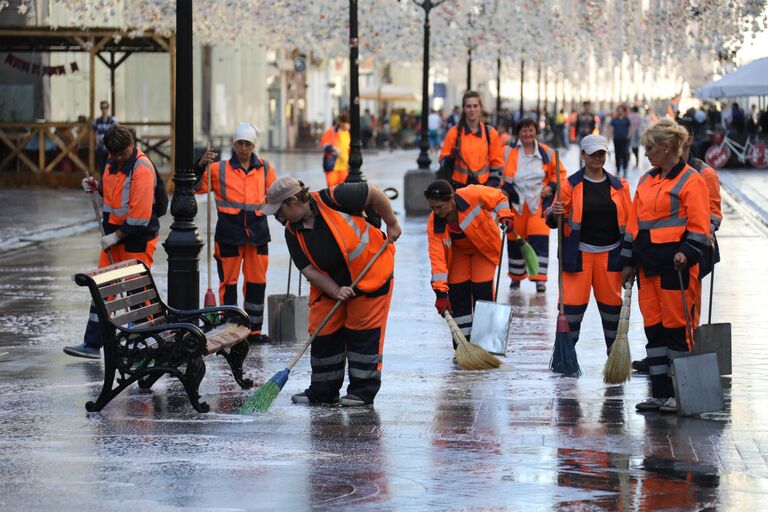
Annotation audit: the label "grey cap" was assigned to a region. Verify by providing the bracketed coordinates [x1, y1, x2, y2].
[262, 176, 302, 215]
[580, 134, 609, 155]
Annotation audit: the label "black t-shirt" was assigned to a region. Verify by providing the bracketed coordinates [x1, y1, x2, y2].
[579, 176, 620, 246]
[285, 183, 369, 287]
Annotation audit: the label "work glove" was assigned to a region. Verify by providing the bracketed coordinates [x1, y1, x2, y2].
[499, 216, 513, 231]
[435, 297, 451, 316]
[101, 232, 121, 250]
[82, 177, 98, 193]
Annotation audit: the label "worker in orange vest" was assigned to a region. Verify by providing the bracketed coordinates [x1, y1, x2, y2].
[263, 177, 400, 407]
[320, 113, 351, 187]
[425, 180, 514, 347]
[502, 118, 566, 292]
[195, 122, 277, 343]
[632, 119, 725, 374]
[622, 119, 710, 413]
[438, 90, 504, 189]
[65, 124, 162, 359]
[547, 135, 632, 353]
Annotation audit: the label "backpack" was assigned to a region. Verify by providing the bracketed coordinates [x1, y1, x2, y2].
[137, 154, 169, 217]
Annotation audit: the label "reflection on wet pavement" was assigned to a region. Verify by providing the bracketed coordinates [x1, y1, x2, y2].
[1, 150, 768, 509]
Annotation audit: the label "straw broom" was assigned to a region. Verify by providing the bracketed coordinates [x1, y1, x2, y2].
[549, 149, 581, 376]
[444, 311, 502, 370]
[239, 239, 393, 414]
[603, 283, 632, 384]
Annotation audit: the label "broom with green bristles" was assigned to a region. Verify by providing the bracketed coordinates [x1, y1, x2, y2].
[239, 239, 393, 414]
[508, 230, 538, 278]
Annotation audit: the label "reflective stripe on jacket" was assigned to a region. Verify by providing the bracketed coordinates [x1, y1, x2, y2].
[545, 169, 631, 272]
[439, 123, 504, 187]
[501, 141, 565, 215]
[427, 185, 513, 294]
[102, 148, 159, 250]
[195, 156, 277, 246]
[292, 189, 395, 302]
[620, 162, 710, 270]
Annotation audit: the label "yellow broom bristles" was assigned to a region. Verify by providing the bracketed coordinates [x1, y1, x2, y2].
[444, 312, 502, 370]
[603, 284, 633, 384]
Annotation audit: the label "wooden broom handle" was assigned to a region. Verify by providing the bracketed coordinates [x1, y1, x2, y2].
[555, 150, 564, 315]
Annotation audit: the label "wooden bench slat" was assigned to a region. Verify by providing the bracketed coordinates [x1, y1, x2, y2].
[106, 289, 158, 313]
[111, 302, 164, 326]
[99, 275, 152, 297]
[131, 315, 169, 330]
[205, 323, 251, 355]
[91, 263, 148, 286]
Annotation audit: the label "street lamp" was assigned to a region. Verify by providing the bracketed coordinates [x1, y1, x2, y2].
[163, 0, 203, 309]
[346, 0, 365, 183]
[403, 0, 446, 215]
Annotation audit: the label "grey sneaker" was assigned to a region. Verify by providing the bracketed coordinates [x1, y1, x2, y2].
[535, 282, 547, 293]
[339, 394, 370, 407]
[635, 397, 666, 411]
[291, 391, 338, 405]
[659, 397, 678, 413]
[63, 343, 101, 360]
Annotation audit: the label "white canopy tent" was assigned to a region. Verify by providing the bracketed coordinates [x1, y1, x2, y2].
[695, 57, 768, 99]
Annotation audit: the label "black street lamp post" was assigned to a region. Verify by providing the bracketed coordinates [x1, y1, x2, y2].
[163, 0, 203, 309]
[519, 58, 525, 116]
[496, 56, 502, 125]
[414, 0, 444, 170]
[403, 0, 445, 215]
[346, 0, 365, 182]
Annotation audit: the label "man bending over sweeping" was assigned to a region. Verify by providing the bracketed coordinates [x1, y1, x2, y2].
[262, 177, 400, 407]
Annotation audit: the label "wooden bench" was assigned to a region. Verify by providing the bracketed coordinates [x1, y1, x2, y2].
[74, 259, 254, 413]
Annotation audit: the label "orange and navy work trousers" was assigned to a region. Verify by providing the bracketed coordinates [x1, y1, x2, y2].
[562, 251, 622, 353]
[83, 237, 159, 348]
[507, 203, 549, 282]
[448, 236, 496, 345]
[215, 242, 268, 335]
[325, 168, 349, 187]
[305, 280, 393, 404]
[638, 264, 698, 399]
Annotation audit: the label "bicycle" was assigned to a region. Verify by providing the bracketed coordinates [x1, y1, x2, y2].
[704, 132, 768, 169]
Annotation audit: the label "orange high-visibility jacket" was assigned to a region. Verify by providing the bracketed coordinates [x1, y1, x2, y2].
[195, 156, 277, 246]
[439, 122, 504, 187]
[545, 169, 632, 272]
[620, 162, 710, 270]
[501, 141, 566, 214]
[688, 157, 723, 234]
[427, 185, 513, 294]
[102, 147, 158, 249]
[291, 189, 395, 302]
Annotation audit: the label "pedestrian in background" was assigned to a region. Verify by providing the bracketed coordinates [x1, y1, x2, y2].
[427, 108, 443, 156]
[621, 119, 710, 413]
[547, 135, 631, 353]
[263, 177, 400, 407]
[501, 118, 565, 292]
[575, 101, 598, 142]
[609, 104, 631, 177]
[320, 113, 351, 187]
[438, 90, 504, 189]
[424, 180, 513, 346]
[361, 108, 373, 149]
[628, 105, 642, 167]
[64, 124, 160, 359]
[195, 122, 277, 343]
[93, 100, 117, 173]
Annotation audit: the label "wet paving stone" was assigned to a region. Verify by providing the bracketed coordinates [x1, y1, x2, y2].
[1, 149, 768, 510]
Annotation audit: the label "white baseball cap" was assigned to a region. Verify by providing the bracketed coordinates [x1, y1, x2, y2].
[233, 122, 260, 146]
[580, 134, 609, 155]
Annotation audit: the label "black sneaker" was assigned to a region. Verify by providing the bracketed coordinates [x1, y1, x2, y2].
[632, 358, 649, 373]
[248, 333, 272, 344]
[63, 343, 101, 360]
[535, 282, 547, 293]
